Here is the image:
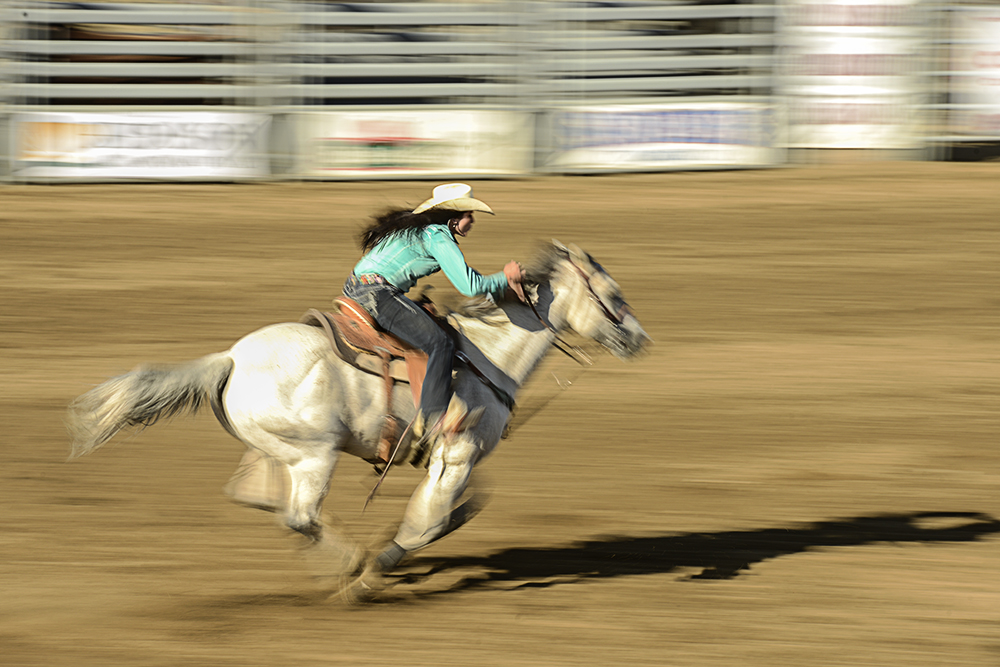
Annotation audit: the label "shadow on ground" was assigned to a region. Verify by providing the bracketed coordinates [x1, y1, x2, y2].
[394, 512, 1000, 598]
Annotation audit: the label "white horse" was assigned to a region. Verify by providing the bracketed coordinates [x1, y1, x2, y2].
[67, 241, 649, 601]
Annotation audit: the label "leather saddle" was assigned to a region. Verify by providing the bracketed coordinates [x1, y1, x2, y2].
[301, 298, 428, 464]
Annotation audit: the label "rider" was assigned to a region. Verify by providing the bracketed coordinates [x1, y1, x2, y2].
[342, 183, 526, 445]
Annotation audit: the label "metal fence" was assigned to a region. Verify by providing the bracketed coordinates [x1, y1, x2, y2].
[923, 2, 1000, 156]
[1, 0, 997, 181]
[1, 1, 777, 107]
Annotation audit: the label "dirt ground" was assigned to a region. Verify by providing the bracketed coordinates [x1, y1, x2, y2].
[1, 163, 998, 667]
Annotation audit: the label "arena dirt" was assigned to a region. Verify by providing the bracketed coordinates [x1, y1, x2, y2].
[1, 163, 998, 666]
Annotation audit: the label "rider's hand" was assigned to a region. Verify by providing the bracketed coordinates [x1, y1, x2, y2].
[504, 260, 526, 302]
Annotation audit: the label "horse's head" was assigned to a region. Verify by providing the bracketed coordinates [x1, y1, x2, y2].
[529, 241, 650, 359]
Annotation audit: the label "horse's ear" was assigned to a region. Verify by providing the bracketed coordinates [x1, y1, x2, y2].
[525, 283, 539, 305]
[567, 243, 590, 266]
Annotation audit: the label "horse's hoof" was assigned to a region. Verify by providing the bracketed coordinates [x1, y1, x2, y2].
[336, 561, 384, 606]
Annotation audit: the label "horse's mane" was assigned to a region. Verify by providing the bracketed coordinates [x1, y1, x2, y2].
[446, 242, 564, 323]
[525, 242, 567, 285]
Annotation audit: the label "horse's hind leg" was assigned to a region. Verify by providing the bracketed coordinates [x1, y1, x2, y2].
[223, 448, 288, 513]
[232, 425, 364, 576]
[282, 446, 340, 541]
[284, 449, 366, 586]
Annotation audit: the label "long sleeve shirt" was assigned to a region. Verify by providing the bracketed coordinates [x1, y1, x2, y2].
[353, 224, 508, 297]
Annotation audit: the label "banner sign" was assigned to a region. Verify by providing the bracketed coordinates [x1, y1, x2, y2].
[298, 110, 533, 177]
[13, 112, 271, 179]
[952, 8, 1000, 137]
[544, 103, 779, 171]
[780, 0, 923, 148]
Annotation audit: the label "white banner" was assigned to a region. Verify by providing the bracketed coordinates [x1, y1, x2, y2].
[545, 103, 779, 171]
[297, 110, 533, 177]
[13, 112, 271, 179]
[952, 9, 1000, 137]
[780, 0, 923, 149]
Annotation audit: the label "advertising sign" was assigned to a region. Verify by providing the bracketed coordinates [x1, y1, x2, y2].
[952, 8, 1000, 137]
[13, 112, 271, 179]
[543, 103, 779, 171]
[780, 0, 923, 148]
[298, 110, 533, 178]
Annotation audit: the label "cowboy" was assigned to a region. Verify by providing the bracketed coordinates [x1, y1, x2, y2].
[342, 183, 526, 446]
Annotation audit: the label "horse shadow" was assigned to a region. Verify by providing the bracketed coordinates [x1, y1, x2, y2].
[393, 511, 1000, 598]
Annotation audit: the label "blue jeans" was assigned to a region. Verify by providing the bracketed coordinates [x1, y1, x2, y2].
[343, 277, 455, 420]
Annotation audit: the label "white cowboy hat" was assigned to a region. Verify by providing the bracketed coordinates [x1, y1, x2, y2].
[412, 183, 494, 215]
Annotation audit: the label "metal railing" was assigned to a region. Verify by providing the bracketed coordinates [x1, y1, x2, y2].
[1, 0, 778, 109]
[4, 0, 996, 178]
[2, 1, 271, 108]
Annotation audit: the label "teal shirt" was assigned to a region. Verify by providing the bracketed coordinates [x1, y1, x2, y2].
[353, 224, 508, 297]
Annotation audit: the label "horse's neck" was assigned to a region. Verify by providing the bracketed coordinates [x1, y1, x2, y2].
[450, 301, 556, 390]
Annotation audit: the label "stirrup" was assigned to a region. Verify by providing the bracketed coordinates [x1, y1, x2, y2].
[410, 410, 432, 442]
[408, 413, 442, 468]
[409, 397, 485, 468]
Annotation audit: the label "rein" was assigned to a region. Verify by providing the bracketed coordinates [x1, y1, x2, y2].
[525, 292, 593, 367]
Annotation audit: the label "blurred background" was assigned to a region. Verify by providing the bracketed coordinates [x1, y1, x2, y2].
[3, 0, 1000, 183]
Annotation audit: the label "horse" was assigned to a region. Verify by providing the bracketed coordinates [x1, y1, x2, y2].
[66, 241, 650, 602]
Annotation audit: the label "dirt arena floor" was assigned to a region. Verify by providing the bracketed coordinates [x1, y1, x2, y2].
[2, 162, 998, 667]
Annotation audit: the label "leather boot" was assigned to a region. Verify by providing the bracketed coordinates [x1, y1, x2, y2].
[409, 410, 443, 467]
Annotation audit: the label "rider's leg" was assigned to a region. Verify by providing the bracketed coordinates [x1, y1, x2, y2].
[373, 289, 455, 426]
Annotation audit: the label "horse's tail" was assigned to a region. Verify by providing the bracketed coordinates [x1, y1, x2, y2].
[67, 352, 235, 460]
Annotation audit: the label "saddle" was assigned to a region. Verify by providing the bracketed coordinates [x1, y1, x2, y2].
[301, 298, 428, 464]
[301, 296, 516, 467]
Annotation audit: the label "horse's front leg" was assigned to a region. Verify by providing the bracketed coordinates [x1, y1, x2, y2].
[337, 434, 484, 604]
[382, 435, 484, 568]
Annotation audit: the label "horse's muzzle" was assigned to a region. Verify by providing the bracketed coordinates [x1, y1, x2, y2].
[602, 316, 651, 359]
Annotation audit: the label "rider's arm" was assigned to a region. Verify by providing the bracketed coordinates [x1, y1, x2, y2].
[424, 226, 508, 297]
